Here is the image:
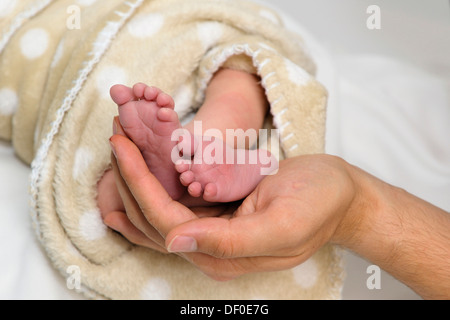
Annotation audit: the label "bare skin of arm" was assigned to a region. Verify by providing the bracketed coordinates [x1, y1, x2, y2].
[336, 164, 450, 299]
[106, 121, 450, 300]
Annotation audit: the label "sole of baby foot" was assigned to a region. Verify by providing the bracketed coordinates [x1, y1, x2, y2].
[111, 83, 186, 200]
[175, 138, 277, 203]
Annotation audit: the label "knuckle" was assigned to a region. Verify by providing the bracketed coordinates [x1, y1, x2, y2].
[211, 240, 232, 259]
[209, 224, 236, 259]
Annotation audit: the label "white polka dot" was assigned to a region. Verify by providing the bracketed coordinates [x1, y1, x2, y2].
[292, 258, 319, 289]
[73, 147, 94, 179]
[285, 59, 311, 86]
[127, 13, 164, 38]
[0, 0, 17, 18]
[76, 0, 97, 6]
[197, 22, 224, 50]
[79, 209, 107, 241]
[259, 9, 280, 25]
[0, 88, 19, 116]
[96, 66, 128, 100]
[141, 278, 172, 300]
[20, 28, 49, 59]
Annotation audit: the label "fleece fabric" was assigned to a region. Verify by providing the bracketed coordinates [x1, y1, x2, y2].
[0, 0, 343, 299]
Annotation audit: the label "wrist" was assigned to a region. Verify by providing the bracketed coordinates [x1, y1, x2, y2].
[331, 161, 390, 254]
[330, 159, 450, 299]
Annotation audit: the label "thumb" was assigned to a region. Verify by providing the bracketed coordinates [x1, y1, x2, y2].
[110, 133, 198, 236]
[165, 210, 287, 258]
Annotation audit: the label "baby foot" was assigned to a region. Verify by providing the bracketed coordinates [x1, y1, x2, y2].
[110, 83, 185, 200]
[175, 137, 278, 203]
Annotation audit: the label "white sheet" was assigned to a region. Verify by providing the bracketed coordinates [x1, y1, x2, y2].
[0, 142, 81, 299]
[1, 0, 448, 300]
[333, 55, 449, 299]
[334, 55, 450, 210]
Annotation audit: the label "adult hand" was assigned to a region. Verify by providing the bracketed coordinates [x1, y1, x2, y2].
[102, 117, 237, 253]
[104, 122, 358, 280]
[105, 125, 450, 299]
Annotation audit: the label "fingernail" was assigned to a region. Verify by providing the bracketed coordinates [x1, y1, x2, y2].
[167, 236, 197, 253]
[109, 138, 117, 157]
[112, 119, 118, 135]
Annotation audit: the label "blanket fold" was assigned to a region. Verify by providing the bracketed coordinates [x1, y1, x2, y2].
[0, 0, 343, 299]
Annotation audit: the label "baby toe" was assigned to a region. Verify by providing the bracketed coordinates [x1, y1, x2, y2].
[203, 183, 218, 202]
[156, 92, 175, 109]
[175, 160, 191, 173]
[132, 83, 147, 99]
[187, 182, 203, 198]
[110, 84, 134, 106]
[143, 86, 161, 101]
[179, 171, 195, 186]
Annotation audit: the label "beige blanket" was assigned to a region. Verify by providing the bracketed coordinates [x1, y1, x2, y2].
[0, 0, 343, 299]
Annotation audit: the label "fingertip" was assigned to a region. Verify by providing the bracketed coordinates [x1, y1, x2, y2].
[109, 133, 142, 162]
[109, 134, 129, 160]
[102, 210, 128, 233]
[112, 116, 127, 137]
[167, 211, 279, 259]
[167, 235, 198, 253]
[166, 217, 234, 259]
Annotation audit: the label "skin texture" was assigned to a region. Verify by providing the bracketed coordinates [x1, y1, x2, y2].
[105, 129, 450, 299]
[98, 68, 272, 212]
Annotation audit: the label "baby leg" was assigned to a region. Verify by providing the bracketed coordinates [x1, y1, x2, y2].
[176, 68, 277, 202]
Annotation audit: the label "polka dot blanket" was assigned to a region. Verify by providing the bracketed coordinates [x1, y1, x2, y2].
[0, 0, 344, 299]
